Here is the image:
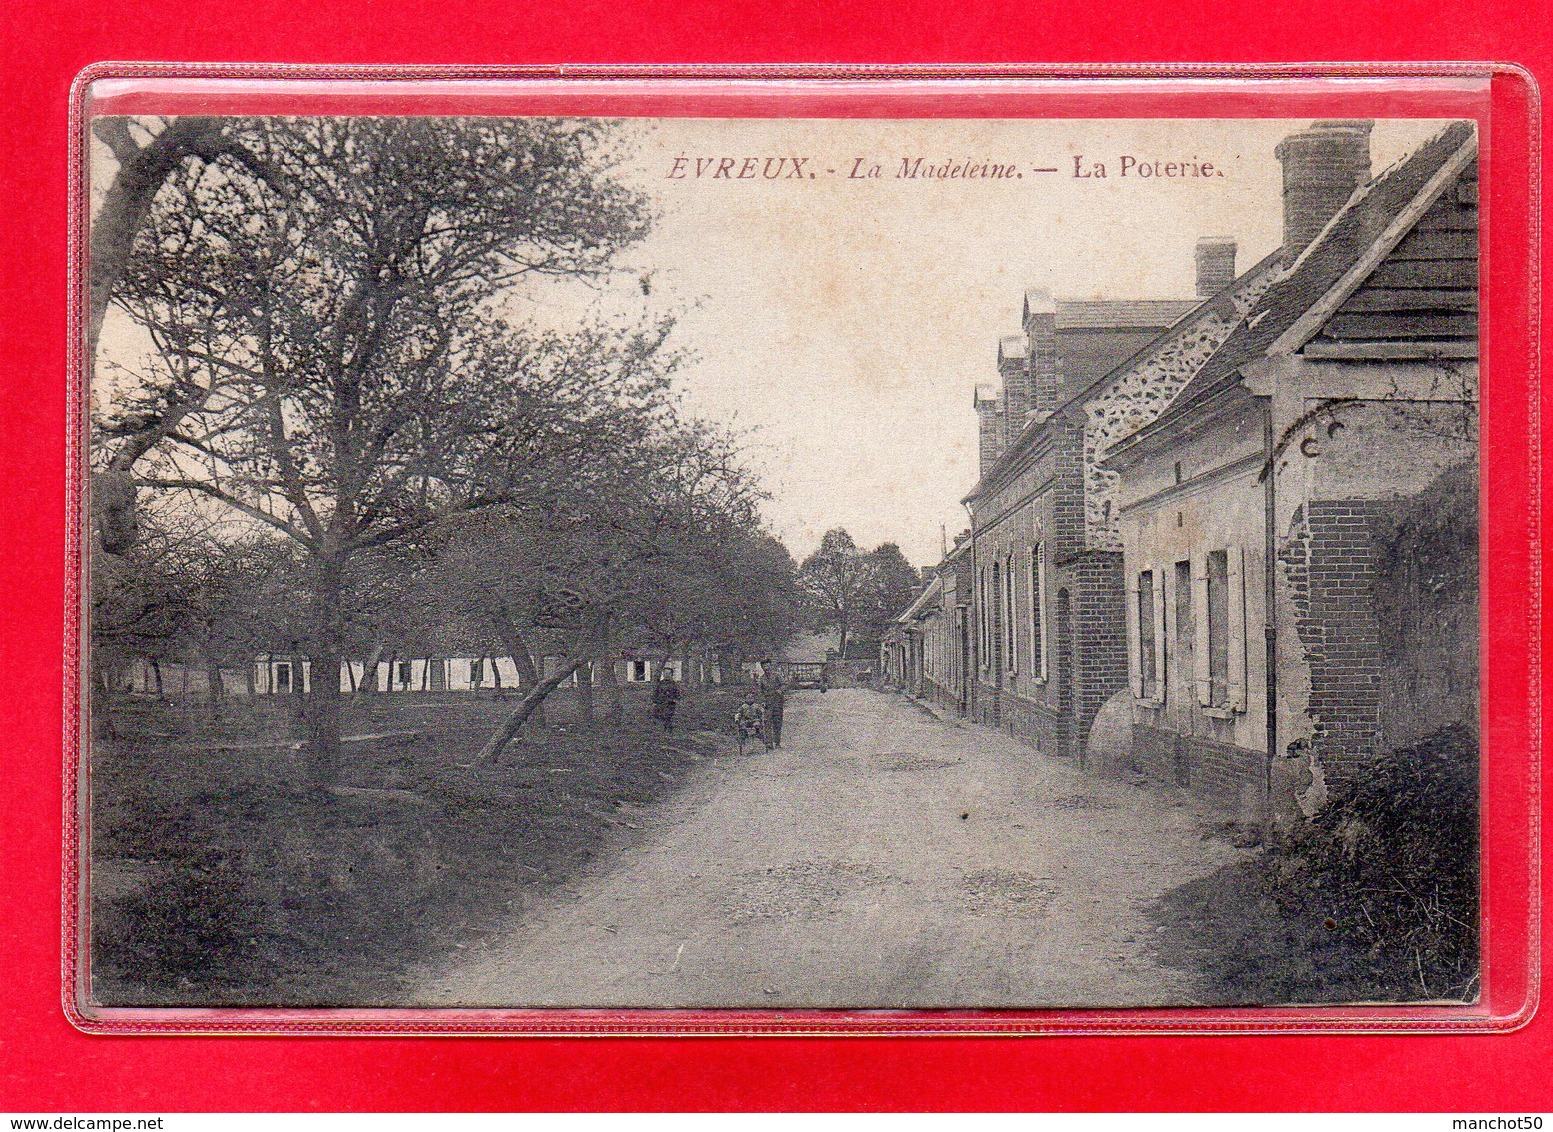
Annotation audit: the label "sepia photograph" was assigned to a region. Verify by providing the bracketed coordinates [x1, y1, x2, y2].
[82, 110, 1480, 1012]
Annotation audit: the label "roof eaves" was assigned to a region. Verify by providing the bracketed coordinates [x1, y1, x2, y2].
[961, 413, 1055, 504]
[896, 574, 944, 622]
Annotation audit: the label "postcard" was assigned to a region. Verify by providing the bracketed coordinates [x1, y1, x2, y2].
[82, 108, 1481, 1014]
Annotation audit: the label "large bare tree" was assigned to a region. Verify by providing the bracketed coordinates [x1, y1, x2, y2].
[104, 116, 653, 785]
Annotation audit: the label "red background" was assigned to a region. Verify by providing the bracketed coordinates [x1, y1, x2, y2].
[1, 1, 1547, 1112]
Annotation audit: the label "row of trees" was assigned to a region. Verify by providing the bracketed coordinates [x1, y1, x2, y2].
[90, 115, 804, 785]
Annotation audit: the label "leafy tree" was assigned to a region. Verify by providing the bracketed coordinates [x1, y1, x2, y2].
[455, 417, 776, 760]
[862, 541, 924, 637]
[796, 531, 924, 658]
[796, 529, 879, 660]
[90, 117, 287, 556]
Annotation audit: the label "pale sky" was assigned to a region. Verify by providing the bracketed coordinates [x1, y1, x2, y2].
[97, 116, 1450, 567]
[520, 117, 1450, 566]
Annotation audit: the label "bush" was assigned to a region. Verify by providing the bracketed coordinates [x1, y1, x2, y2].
[100, 850, 263, 990]
[1268, 724, 1479, 999]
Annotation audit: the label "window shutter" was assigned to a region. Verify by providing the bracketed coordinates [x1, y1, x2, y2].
[1152, 567, 1168, 705]
[1192, 557, 1212, 706]
[1228, 545, 1248, 711]
[1126, 571, 1144, 699]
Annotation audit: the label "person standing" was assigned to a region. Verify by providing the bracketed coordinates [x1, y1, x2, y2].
[650, 667, 681, 733]
[761, 661, 787, 748]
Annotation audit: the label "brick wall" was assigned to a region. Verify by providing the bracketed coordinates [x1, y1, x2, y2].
[1131, 724, 1188, 785]
[1135, 725, 1264, 811]
[1026, 311, 1058, 415]
[1060, 549, 1131, 750]
[998, 693, 1066, 756]
[976, 394, 1002, 477]
[1051, 411, 1089, 561]
[1280, 500, 1389, 785]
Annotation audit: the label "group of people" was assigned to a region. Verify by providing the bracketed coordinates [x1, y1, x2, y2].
[646, 659, 803, 754]
[733, 665, 787, 753]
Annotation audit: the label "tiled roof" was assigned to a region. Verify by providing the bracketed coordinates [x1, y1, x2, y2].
[1054, 299, 1198, 331]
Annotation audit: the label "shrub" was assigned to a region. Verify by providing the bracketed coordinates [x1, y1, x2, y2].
[100, 850, 262, 990]
[1268, 723, 1479, 999]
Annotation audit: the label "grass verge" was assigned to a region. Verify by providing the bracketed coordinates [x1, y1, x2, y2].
[89, 686, 739, 1006]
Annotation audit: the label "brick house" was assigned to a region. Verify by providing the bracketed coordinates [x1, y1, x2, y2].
[1099, 120, 1479, 820]
[964, 294, 1197, 752]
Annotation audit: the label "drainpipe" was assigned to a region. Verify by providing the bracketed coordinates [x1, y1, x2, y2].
[1263, 398, 1279, 834]
[964, 500, 980, 721]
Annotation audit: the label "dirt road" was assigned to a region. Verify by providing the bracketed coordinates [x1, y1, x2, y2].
[417, 688, 1244, 1008]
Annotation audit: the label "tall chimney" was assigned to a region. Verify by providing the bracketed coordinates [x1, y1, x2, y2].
[974, 385, 1003, 477]
[1194, 237, 1237, 297]
[1021, 287, 1058, 414]
[1275, 120, 1373, 255]
[998, 334, 1031, 433]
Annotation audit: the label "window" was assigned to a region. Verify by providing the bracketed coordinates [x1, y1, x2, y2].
[396, 660, 413, 689]
[630, 659, 649, 682]
[1138, 570, 1159, 700]
[1194, 547, 1247, 711]
[1004, 553, 1017, 674]
[1129, 565, 1167, 704]
[981, 564, 988, 670]
[979, 563, 992, 670]
[274, 661, 292, 694]
[1029, 542, 1048, 681]
[988, 559, 1001, 673]
[1207, 550, 1229, 706]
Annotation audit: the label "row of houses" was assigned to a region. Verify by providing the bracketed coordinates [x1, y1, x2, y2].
[882, 120, 1480, 825]
[110, 650, 712, 698]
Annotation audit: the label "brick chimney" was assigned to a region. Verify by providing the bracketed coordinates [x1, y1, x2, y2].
[997, 334, 1031, 437]
[1194, 237, 1237, 297]
[1275, 120, 1373, 255]
[975, 384, 1003, 478]
[1021, 287, 1058, 414]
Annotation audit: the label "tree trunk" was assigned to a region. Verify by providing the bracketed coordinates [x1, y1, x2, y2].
[497, 619, 545, 725]
[490, 656, 503, 691]
[203, 652, 223, 708]
[577, 662, 594, 722]
[599, 650, 622, 724]
[307, 650, 344, 788]
[149, 657, 163, 697]
[475, 653, 592, 763]
[305, 555, 347, 789]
